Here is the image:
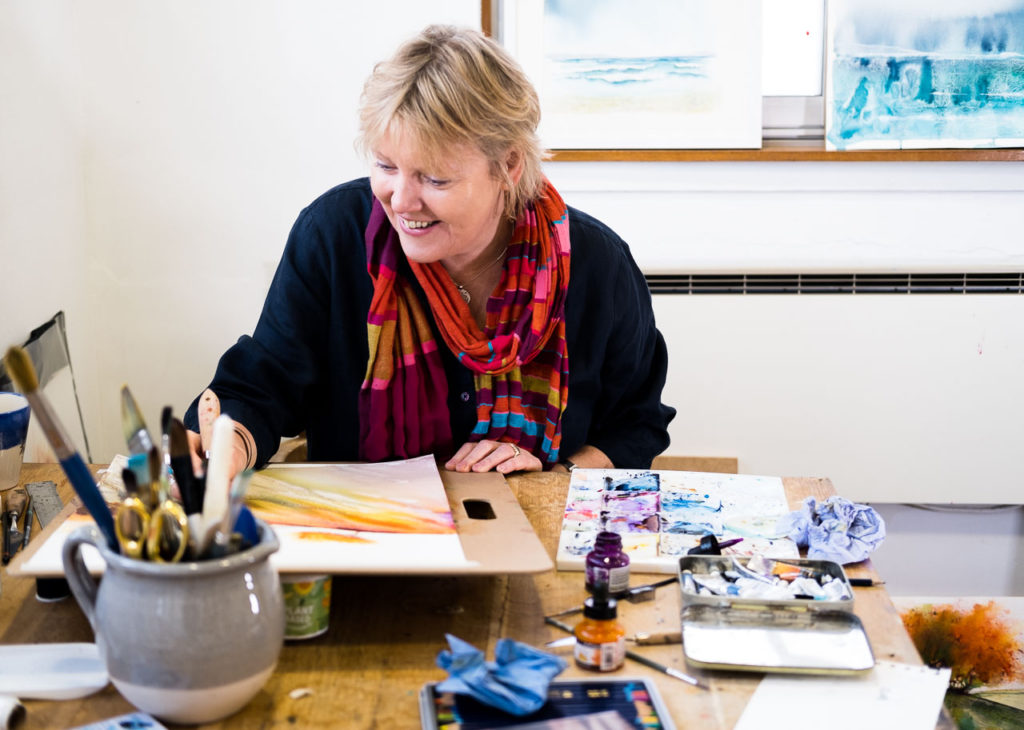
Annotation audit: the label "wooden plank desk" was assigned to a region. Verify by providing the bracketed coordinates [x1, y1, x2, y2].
[2, 464, 947, 729]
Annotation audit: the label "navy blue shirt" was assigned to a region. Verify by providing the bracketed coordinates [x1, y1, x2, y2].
[186, 178, 675, 468]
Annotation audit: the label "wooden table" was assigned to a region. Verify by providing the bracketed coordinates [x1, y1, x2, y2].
[2, 464, 946, 729]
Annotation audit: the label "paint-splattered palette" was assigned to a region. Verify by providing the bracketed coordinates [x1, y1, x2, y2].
[556, 469, 799, 574]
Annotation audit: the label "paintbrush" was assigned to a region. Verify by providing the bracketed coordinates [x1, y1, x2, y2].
[543, 615, 707, 689]
[169, 417, 202, 515]
[198, 413, 236, 554]
[160, 405, 176, 493]
[20, 495, 33, 550]
[208, 469, 253, 557]
[145, 445, 166, 511]
[120, 385, 154, 456]
[3, 346, 119, 551]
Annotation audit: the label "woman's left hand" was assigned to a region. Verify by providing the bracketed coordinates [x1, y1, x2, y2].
[444, 439, 542, 474]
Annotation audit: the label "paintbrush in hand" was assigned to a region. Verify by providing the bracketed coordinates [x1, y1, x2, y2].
[3, 346, 119, 551]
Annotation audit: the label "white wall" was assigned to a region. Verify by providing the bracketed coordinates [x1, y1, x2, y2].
[3, 1, 1023, 592]
[1, 0, 480, 461]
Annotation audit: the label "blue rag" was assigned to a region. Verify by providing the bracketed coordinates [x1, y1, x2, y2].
[435, 634, 568, 716]
[776, 496, 886, 564]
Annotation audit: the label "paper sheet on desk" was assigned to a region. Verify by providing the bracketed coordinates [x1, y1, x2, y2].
[16, 456, 471, 574]
[12, 456, 570, 576]
[735, 661, 951, 730]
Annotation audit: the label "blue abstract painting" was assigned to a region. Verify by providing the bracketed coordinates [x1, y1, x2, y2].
[827, 1, 1024, 150]
[511, 0, 761, 149]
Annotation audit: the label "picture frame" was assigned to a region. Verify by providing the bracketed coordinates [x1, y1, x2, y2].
[825, 1, 1024, 151]
[485, 0, 764, 157]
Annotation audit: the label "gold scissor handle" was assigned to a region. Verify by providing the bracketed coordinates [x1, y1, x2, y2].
[115, 497, 150, 560]
[145, 500, 190, 563]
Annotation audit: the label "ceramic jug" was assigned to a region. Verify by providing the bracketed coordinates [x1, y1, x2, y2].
[63, 520, 284, 724]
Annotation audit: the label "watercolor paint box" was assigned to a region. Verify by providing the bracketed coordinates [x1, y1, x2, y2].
[678, 555, 856, 612]
[677, 556, 875, 675]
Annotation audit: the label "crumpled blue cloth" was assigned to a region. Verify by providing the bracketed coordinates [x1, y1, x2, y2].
[776, 496, 886, 564]
[435, 634, 568, 715]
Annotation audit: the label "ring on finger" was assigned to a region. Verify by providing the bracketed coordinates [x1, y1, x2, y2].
[509, 443, 521, 458]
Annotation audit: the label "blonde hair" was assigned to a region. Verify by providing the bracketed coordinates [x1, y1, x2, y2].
[357, 25, 546, 220]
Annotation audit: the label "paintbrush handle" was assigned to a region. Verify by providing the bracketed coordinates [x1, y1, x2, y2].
[631, 630, 682, 645]
[19, 391, 119, 551]
[21, 499, 33, 549]
[20, 390, 75, 462]
[546, 615, 706, 689]
[624, 649, 705, 688]
[199, 414, 237, 553]
[60, 453, 119, 552]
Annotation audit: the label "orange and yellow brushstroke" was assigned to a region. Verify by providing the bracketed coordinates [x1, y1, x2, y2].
[244, 466, 456, 535]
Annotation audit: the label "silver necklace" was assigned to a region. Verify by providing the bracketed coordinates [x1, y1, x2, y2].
[454, 247, 508, 304]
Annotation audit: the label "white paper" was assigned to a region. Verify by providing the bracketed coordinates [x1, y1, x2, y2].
[0, 643, 108, 700]
[735, 661, 951, 730]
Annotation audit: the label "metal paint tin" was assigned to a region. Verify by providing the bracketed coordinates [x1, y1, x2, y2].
[677, 556, 874, 675]
[282, 574, 332, 640]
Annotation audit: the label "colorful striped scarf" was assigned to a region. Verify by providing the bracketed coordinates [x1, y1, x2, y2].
[359, 180, 571, 465]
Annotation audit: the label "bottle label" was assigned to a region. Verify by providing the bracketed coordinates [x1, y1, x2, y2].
[574, 636, 626, 671]
[282, 575, 332, 639]
[587, 564, 630, 594]
[607, 565, 630, 593]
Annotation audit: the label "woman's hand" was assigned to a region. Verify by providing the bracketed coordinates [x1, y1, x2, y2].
[444, 439, 542, 474]
[185, 427, 250, 486]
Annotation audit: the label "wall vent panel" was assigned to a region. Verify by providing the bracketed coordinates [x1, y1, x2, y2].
[646, 273, 1024, 296]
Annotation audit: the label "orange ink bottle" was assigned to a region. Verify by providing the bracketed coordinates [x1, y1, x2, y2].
[573, 596, 626, 672]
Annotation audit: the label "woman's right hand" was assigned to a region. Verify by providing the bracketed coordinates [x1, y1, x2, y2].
[186, 427, 250, 487]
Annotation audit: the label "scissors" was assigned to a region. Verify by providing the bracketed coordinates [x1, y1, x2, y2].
[116, 461, 189, 562]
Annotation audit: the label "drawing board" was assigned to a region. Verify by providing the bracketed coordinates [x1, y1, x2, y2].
[9, 456, 552, 577]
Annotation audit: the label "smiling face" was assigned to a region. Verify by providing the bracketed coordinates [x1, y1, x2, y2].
[369, 127, 516, 274]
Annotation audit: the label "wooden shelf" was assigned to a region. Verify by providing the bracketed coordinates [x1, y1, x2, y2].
[548, 143, 1024, 162]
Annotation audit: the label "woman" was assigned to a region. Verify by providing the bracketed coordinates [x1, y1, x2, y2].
[185, 25, 674, 476]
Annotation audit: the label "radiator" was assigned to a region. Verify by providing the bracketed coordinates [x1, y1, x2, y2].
[650, 281, 1024, 504]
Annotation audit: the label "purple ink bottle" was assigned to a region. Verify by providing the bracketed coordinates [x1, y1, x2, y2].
[585, 531, 630, 595]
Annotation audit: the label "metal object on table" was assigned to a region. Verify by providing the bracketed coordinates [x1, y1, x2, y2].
[678, 555, 874, 675]
[680, 603, 875, 674]
[25, 481, 62, 528]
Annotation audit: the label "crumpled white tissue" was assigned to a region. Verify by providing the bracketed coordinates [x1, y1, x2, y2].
[776, 496, 886, 564]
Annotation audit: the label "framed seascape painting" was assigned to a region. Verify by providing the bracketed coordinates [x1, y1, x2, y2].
[826, 1, 1024, 150]
[494, 0, 763, 151]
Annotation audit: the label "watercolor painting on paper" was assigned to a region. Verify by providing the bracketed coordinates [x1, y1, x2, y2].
[511, 0, 762, 149]
[13, 455, 470, 576]
[556, 469, 798, 574]
[895, 596, 1024, 726]
[245, 456, 468, 572]
[827, 1, 1024, 150]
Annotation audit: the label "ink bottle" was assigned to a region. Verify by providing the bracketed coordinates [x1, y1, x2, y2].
[573, 596, 626, 672]
[585, 531, 630, 595]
